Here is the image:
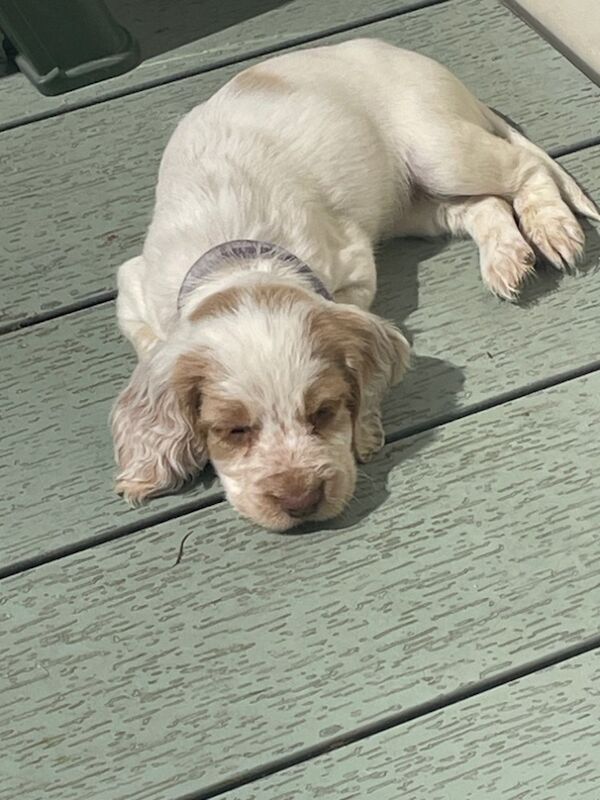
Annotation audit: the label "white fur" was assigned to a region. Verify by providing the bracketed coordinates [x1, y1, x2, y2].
[112, 39, 599, 529]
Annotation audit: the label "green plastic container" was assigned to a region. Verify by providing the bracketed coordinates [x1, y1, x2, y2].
[0, 0, 139, 95]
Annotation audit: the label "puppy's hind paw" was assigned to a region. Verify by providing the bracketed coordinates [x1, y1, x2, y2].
[518, 202, 584, 271]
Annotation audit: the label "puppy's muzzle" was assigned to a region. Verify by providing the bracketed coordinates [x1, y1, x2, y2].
[266, 470, 325, 518]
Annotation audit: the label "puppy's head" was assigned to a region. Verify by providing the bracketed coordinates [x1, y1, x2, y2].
[112, 284, 409, 530]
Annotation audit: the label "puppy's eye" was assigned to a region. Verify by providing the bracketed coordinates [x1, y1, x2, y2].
[212, 425, 255, 446]
[228, 426, 251, 439]
[311, 404, 337, 430]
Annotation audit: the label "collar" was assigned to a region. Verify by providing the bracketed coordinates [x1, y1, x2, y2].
[177, 239, 334, 313]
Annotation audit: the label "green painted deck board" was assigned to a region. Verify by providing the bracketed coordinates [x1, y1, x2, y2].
[1, 145, 599, 572]
[235, 650, 600, 800]
[3, 373, 600, 798]
[0, 304, 211, 566]
[2, 0, 600, 326]
[0, 0, 421, 127]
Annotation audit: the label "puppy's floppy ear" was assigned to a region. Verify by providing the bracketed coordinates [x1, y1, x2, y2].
[111, 349, 209, 505]
[311, 304, 410, 462]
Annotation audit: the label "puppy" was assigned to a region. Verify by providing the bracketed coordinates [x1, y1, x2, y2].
[112, 39, 599, 530]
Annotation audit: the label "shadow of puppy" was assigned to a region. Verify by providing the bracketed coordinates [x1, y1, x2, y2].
[294, 354, 465, 536]
[291, 235, 467, 535]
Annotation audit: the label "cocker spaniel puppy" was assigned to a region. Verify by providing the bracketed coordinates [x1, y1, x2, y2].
[112, 39, 599, 530]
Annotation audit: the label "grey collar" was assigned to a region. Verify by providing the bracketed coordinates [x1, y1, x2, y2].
[177, 239, 333, 313]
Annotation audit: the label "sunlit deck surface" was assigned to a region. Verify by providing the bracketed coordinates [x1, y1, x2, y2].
[2, 1, 600, 797]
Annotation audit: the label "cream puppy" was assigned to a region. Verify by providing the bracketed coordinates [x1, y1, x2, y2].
[112, 39, 599, 530]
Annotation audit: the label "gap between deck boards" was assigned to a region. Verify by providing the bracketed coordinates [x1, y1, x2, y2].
[5, 358, 600, 799]
[5, 6, 600, 795]
[0, 136, 596, 338]
[2, 353, 600, 582]
[0, 0, 452, 135]
[175, 631, 600, 800]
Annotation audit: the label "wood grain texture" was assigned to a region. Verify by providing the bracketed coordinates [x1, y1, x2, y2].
[3, 139, 600, 571]
[2, 374, 600, 798]
[2, 0, 600, 326]
[235, 651, 600, 800]
[0, 0, 416, 127]
[2, 146, 599, 572]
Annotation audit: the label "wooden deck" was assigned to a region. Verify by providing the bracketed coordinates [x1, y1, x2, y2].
[1, 1, 599, 798]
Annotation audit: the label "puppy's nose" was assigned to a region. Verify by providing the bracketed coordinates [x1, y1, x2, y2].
[278, 482, 324, 518]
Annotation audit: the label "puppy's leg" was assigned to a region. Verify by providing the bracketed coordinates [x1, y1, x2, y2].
[398, 195, 535, 299]
[407, 121, 590, 270]
[332, 221, 378, 309]
[333, 283, 375, 308]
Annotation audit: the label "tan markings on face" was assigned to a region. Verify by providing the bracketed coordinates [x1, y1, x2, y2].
[309, 307, 378, 380]
[169, 300, 360, 530]
[171, 352, 212, 419]
[246, 282, 316, 311]
[302, 368, 353, 436]
[233, 67, 292, 94]
[239, 283, 317, 311]
[308, 310, 369, 425]
[201, 394, 257, 460]
[190, 283, 316, 324]
[173, 352, 259, 462]
[189, 286, 243, 322]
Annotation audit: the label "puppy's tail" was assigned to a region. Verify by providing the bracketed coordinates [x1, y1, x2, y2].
[483, 105, 600, 223]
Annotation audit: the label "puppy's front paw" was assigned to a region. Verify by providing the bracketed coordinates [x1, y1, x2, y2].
[353, 411, 385, 463]
[480, 239, 536, 300]
[518, 202, 584, 270]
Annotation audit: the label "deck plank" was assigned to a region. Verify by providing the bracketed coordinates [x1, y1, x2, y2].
[2, 373, 600, 799]
[0, 0, 421, 127]
[1, 146, 599, 573]
[2, 0, 600, 327]
[234, 650, 600, 800]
